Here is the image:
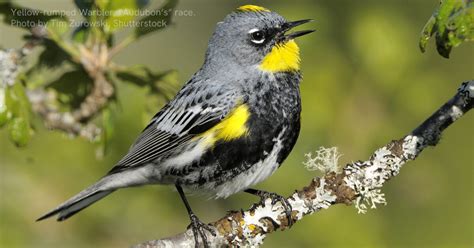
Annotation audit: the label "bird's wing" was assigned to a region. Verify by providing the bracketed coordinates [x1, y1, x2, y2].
[108, 88, 240, 174]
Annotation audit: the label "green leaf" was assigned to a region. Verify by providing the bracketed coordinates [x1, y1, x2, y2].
[8, 117, 31, 147]
[24, 42, 76, 90]
[5, 82, 31, 120]
[419, 0, 474, 58]
[419, 16, 436, 53]
[137, 0, 151, 9]
[99, 106, 115, 156]
[0, 87, 9, 127]
[46, 18, 70, 38]
[115, 66, 155, 87]
[74, 0, 94, 16]
[46, 68, 93, 110]
[96, 0, 110, 10]
[4, 85, 18, 118]
[104, 0, 138, 33]
[115, 66, 176, 91]
[72, 23, 90, 43]
[134, 0, 177, 39]
[0, 2, 67, 31]
[4, 82, 32, 147]
[36, 38, 73, 68]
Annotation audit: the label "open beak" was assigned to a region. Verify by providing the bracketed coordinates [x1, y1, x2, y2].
[280, 19, 315, 41]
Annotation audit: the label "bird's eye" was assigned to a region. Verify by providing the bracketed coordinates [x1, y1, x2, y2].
[249, 28, 265, 44]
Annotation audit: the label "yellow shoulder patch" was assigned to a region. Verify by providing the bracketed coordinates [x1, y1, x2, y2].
[237, 5, 270, 12]
[259, 40, 301, 72]
[200, 104, 250, 146]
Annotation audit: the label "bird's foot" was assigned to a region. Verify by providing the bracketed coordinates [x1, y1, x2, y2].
[246, 189, 294, 227]
[187, 213, 216, 248]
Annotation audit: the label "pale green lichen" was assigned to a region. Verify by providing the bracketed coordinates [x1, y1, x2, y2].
[304, 147, 342, 173]
[237, 198, 283, 247]
[288, 178, 337, 219]
[344, 135, 423, 213]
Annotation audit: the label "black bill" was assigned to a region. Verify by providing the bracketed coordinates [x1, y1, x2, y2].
[281, 19, 315, 41]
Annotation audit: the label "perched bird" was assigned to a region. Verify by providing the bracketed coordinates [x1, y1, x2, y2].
[38, 5, 314, 247]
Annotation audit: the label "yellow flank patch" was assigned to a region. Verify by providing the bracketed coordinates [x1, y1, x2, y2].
[200, 104, 250, 146]
[237, 5, 270, 12]
[259, 40, 301, 72]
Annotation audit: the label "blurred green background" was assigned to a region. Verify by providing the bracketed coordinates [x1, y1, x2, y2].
[1, 0, 473, 247]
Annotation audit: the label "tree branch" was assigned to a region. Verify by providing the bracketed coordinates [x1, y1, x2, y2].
[133, 80, 473, 248]
[27, 89, 102, 140]
[29, 43, 114, 140]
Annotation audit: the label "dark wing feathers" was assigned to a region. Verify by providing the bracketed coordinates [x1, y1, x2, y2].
[108, 88, 238, 174]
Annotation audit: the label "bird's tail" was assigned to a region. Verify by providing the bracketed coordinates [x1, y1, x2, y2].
[36, 179, 115, 222]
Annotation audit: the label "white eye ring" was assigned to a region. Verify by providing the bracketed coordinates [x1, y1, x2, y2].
[248, 28, 265, 44]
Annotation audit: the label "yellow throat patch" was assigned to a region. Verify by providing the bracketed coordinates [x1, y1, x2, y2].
[237, 5, 270, 12]
[259, 40, 301, 72]
[200, 104, 250, 146]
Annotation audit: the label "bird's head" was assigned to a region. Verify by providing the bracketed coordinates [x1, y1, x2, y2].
[204, 5, 314, 73]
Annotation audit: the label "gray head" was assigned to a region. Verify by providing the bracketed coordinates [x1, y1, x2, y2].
[203, 5, 314, 74]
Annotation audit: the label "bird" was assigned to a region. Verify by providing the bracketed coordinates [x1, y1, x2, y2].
[37, 4, 314, 247]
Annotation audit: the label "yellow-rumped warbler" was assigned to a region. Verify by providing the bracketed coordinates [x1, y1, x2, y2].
[38, 5, 314, 247]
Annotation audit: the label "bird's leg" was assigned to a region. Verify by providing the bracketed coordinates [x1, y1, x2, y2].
[175, 184, 216, 248]
[244, 188, 294, 227]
